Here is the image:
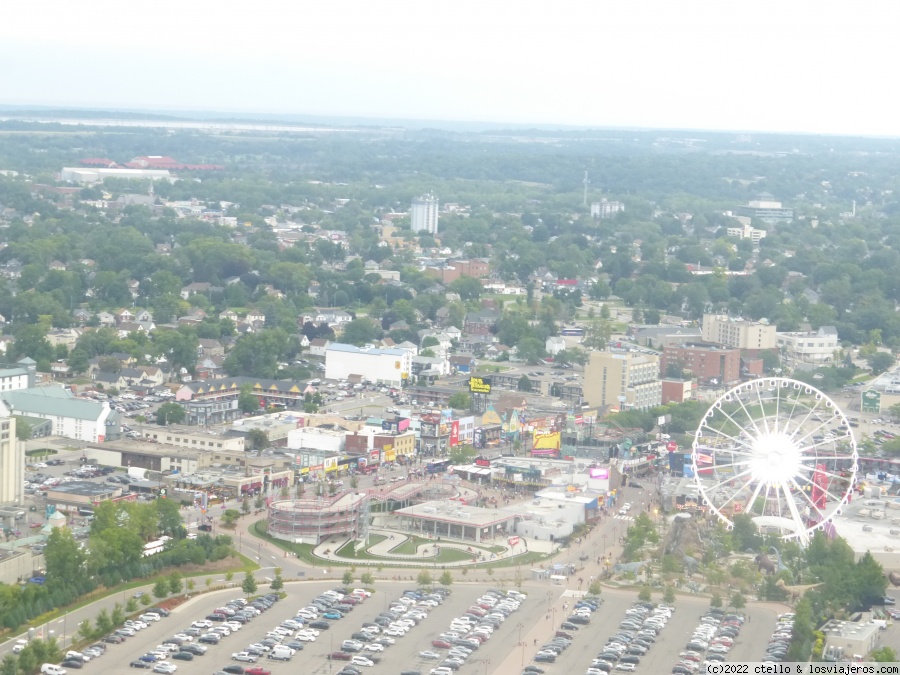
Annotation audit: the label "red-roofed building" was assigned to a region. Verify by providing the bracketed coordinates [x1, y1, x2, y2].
[124, 156, 224, 171]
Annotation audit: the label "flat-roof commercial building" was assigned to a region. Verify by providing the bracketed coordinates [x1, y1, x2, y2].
[776, 326, 839, 364]
[60, 167, 174, 184]
[821, 619, 882, 661]
[393, 500, 519, 543]
[735, 193, 793, 224]
[139, 426, 244, 452]
[701, 314, 777, 351]
[267, 491, 369, 545]
[660, 342, 741, 386]
[44, 480, 132, 512]
[325, 343, 412, 387]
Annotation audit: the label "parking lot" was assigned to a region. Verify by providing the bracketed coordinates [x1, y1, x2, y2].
[48, 579, 785, 675]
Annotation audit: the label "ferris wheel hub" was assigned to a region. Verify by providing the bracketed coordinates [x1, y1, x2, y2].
[750, 431, 802, 485]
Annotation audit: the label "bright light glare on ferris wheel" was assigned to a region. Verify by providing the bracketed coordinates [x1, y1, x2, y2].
[692, 377, 858, 546]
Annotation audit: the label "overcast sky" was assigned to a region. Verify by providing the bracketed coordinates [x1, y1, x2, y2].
[1, 1, 893, 135]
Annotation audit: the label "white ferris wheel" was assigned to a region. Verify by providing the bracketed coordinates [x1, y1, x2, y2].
[692, 377, 857, 546]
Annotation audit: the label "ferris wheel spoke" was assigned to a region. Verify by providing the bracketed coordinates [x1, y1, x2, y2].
[732, 395, 766, 439]
[706, 459, 754, 473]
[699, 421, 756, 453]
[702, 466, 756, 494]
[793, 477, 828, 518]
[707, 478, 755, 511]
[742, 479, 767, 516]
[754, 385, 773, 436]
[779, 481, 809, 540]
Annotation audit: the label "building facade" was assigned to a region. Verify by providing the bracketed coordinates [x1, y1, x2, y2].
[776, 326, 839, 364]
[735, 193, 794, 224]
[583, 352, 662, 411]
[591, 199, 625, 219]
[660, 342, 741, 385]
[701, 315, 777, 350]
[411, 193, 439, 234]
[1, 387, 116, 443]
[0, 408, 21, 506]
[325, 343, 412, 387]
[267, 491, 369, 545]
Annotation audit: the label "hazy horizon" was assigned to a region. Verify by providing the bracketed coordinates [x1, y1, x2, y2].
[2, 0, 892, 137]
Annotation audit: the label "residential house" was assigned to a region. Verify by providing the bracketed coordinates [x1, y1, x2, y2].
[51, 361, 71, 378]
[96, 312, 116, 327]
[219, 310, 239, 322]
[195, 355, 226, 380]
[116, 322, 151, 338]
[197, 339, 225, 357]
[73, 309, 92, 324]
[119, 365, 166, 388]
[464, 309, 498, 335]
[309, 338, 331, 357]
[94, 371, 127, 389]
[127, 279, 141, 298]
[545, 336, 566, 355]
[449, 355, 477, 373]
[180, 282, 221, 300]
[243, 309, 265, 326]
[434, 306, 451, 326]
[46, 328, 82, 350]
[114, 308, 135, 324]
[135, 309, 153, 323]
[298, 334, 310, 349]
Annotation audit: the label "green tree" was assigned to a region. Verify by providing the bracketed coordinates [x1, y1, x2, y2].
[111, 603, 125, 627]
[242, 571, 258, 595]
[416, 569, 433, 588]
[78, 618, 95, 641]
[448, 391, 472, 410]
[342, 569, 354, 586]
[270, 570, 284, 591]
[439, 570, 454, 587]
[94, 608, 113, 635]
[582, 318, 613, 350]
[139, 594, 151, 606]
[449, 444, 477, 465]
[360, 571, 375, 587]
[44, 527, 86, 589]
[730, 593, 746, 609]
[588, 580, 603, 596]
[238, 384, 261, 415]
[663, 586, 676, 604]
[241, 497, 251, 515]
[341, 318, 382, 346]
[156, 401, 185, 425]
[152, 578, 169, 599]
[867, 351, 895, 375]
[871, 647, 898, 662]
[125, 597, 138, 613]
[246, 428, 269, 450]
[221, 509, 241, 528]
[638, 586, 652, 602]
[168, 572, 183, 596]
[710, 593, 722, 608]
[517, 375, 532, 392]
[0, 655, 18, 675]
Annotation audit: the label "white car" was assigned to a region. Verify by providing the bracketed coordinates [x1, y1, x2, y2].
[140, 613, 161, 622]
[231, 652, 257, 662]
[363, 643, 384, 652]
[419, 651, 441, 660]
[293, 633, 316, 642]
[153, 663, 178, 674]
[191, 620, 212, 629]
[172, 634, 194, 642]
[351, 656, 375, 667]
[383, 628, 406, 637]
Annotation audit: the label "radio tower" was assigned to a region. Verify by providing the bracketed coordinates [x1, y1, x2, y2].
[582, 170, 589, 207]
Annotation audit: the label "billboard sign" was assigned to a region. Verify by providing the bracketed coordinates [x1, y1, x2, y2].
[589, 467, 609, 479]
[861, 389, 881, 414]
[398, 418, 410, 432]
[449, 420, 460, 447]
[468, 376, 492, 394]
[811, 463, 828, 510]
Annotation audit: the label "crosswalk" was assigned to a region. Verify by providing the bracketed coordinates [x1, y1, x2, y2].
[614, 514, 635, 522]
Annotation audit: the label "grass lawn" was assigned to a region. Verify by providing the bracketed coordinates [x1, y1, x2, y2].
[389, 534, 431, 555]
[334, 534, 388, 561]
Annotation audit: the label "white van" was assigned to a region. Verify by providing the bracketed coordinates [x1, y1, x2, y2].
[41, 665, 66, 675]
[268, 646, 295, 661]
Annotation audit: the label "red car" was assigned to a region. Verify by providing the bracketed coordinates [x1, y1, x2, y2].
[244, 668, 271, 675]
[431, 640, 452, 649]
[328, 653, 352, 661]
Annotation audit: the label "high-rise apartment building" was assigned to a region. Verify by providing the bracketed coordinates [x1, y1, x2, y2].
[584, 352, 661, 411]
[411, 193, 439, 234]
[0, 402, 22, 506]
